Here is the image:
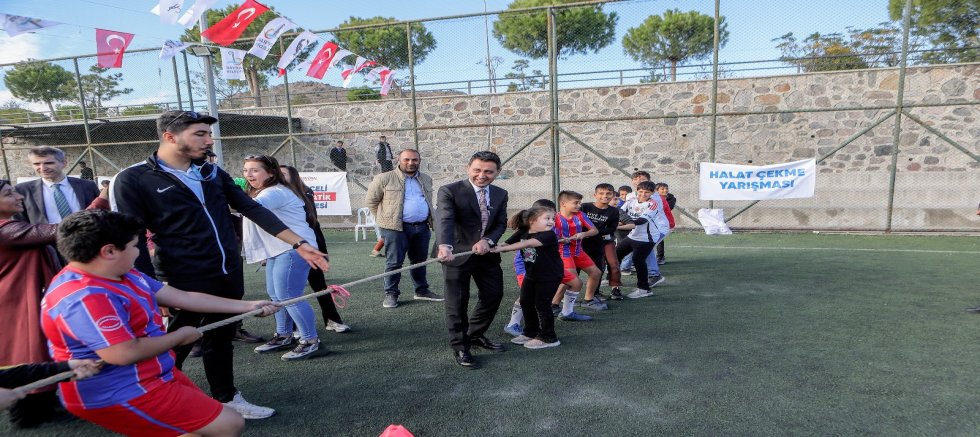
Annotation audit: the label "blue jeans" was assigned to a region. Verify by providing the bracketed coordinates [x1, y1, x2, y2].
[381, 223, 431, 297]
[621, 246, 661, 277]
[265, 250, 318, 341]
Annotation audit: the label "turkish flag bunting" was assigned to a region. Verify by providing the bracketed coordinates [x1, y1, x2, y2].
[201, 0, 269, 46]
[96, 29, 135, 68]
[305, 42, 340, 80]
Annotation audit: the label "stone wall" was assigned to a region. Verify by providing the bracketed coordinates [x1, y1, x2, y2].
[4, 64, 978, 230]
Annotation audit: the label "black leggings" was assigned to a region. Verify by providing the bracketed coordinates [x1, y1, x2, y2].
[307, 223, 343, 324]
[616, 238, 655, 290]
[520, 278, 560, 343]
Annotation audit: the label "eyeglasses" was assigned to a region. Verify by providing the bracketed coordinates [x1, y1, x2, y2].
[163, 111, 206, 132]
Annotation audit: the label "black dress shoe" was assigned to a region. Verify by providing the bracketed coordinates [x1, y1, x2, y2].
[471, 336, 505, 352]
[453, 350, 479, 368]
[966, 306, 980, 313]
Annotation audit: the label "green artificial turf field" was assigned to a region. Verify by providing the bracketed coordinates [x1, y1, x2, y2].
[6, 231, 979, 436]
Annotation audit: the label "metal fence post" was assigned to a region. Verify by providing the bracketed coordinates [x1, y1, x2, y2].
[885, 0, 913, 232]
[547, 7, 560, 200]
[172, 57, 183, 110]
[0, 129, 10, 181]
[708, 0, 721, 210]
[199, 17, 223, 164]
[72, 58, 95, 175]
[182, 51, 194, 111]
[406, 22, 420, 150]
[280, 39, 298, 167]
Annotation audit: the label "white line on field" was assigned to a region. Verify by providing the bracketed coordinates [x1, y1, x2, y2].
[671, 245, 980, 254]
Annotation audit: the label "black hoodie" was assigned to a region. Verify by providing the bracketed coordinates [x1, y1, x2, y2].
[112, 153, 287, 283]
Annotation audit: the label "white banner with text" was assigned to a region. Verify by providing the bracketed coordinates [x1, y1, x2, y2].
[699, 159, 816, 201]
[298, 172, 351, 216]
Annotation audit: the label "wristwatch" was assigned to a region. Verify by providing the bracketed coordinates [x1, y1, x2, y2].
[483, 238, 496, 247]
[292, 240, 308, 249]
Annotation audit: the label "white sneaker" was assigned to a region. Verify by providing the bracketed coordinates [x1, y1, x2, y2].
[627, 288, 653, 299]
[511, 335, 532, 345]
[223, 392, 275, 419]
[600, 279, 609, 286]
[524, 338, 561, 349]
[326, 321, 351, 333]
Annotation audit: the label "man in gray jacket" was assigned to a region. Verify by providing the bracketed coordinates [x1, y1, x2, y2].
[365, 149, 443, 308]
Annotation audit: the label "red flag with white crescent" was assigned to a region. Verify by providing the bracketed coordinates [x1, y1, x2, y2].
[200, 0, 269, 46]
[96, 29, 135, 68]
[380, 70, 396, 95]
[305, 42, 340, 80]
[341, 57, 377, 87]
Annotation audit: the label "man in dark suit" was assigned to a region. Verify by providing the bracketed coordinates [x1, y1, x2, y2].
[15, 146, 100, 224]
[434, 151, 509, 369]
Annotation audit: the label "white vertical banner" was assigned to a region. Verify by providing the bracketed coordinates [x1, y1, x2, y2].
[277, 30, 319, 75]
[247, 17, 297, 59]
[177, 0, 218, 28]
[158, 0, 185, 24]
[219, 48, 247, 81]
[299, 172, 352, 216]
[699, 159, 816, 200]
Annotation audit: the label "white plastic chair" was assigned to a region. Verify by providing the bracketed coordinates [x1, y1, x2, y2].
[354, 207, 381, 242]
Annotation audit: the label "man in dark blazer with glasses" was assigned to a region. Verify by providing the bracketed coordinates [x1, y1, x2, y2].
[434, 151, 509, 369]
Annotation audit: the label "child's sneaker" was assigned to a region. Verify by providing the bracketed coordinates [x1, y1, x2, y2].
[626, 289, 653, 299]
[524, 339, 561, 349]
[558, 311, 592, 321]
[253, 334, 296, 353]
[581, 299, 608, 311]
[621, 269, 634, 276]
[600, 279, 609, 286]
[281, 339, 328, 361]
[609, 287, 624, 300]
[223, 392, 275, 419]
[594, 290, 609, 300]
[551, 304, 561, 317]
[326, 320, 351, 333]
[503, 323, 523, 337]
[657, 258, 666, 265]
[649, 275, 666, 288]
[510, 335, 532, 345]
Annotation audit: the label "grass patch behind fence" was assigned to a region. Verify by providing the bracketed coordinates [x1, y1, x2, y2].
[6, 231, 980, 436]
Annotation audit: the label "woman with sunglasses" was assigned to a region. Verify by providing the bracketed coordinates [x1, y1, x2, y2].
[0, 179, 108, 427]
[240, 156, 327, 361]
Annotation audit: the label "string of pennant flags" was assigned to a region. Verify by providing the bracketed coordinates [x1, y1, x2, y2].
[1, 0, 398, 94]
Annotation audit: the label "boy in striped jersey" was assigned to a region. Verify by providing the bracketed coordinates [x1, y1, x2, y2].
[553, 191, 606, 316]
[40, 210, 278, 437]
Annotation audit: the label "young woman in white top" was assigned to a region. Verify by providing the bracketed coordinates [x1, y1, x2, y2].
[241, 155, 326, 361]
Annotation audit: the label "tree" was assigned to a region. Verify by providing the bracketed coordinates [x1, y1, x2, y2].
[504, 59, 546, 91]
[184, 3, 283, 107]
[622, 9, 728, 81]
[3, 61, 76, 120]
[773, 28, 905, 73]
[77, 65, 133, 110]
[888, 0, 979, 63]
[492, 0, 618, 59]
[333, 16, 436, 69]
[0, 101, 50, 123]
[347, 87, 381, 101]
[120, 104, 164, 117]
[189, 71, 262, 108]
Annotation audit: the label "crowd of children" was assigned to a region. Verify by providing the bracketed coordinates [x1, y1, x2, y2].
[3, 170, 676, 436]
[494, 171, 676, 348]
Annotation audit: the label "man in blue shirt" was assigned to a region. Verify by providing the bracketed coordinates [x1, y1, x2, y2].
[365, 149, 443, 308]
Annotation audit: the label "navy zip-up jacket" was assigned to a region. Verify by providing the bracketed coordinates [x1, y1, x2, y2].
[112, 153, 288, 282]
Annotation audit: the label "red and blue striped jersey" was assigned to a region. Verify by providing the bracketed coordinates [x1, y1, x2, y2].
[41, 266, 174, 409]
[554, 211, 595, 257]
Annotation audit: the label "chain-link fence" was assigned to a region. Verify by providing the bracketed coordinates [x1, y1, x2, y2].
[0, 0, 976, 231]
